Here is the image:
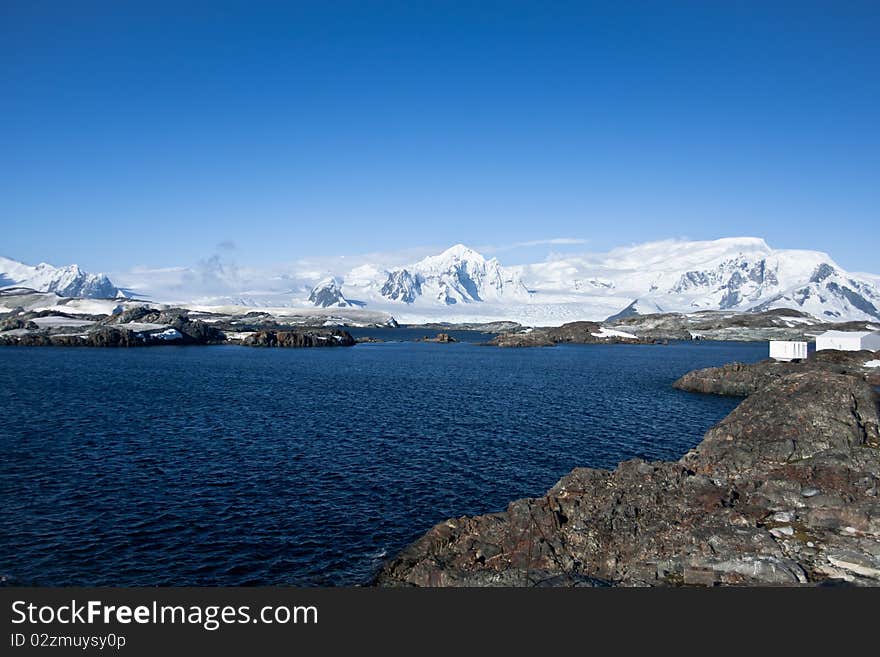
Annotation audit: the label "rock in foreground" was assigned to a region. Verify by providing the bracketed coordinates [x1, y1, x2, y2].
[376, 369, 880, 586]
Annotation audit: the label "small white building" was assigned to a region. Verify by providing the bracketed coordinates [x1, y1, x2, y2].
[769, 340, 808, 361]
[815, 330, 880, 352]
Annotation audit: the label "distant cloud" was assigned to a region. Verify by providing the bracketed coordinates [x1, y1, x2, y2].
[480, 237, 589, 253]
[287, 246, 439, 277]
[303, 241, 591, 272]
[111, 239, 595, 302]
[512, 238, 588, 248]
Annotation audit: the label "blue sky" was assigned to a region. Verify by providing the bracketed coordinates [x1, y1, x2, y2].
[2, 1, 878, 273]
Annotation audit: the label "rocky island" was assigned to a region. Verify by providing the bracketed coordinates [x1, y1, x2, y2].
[418, 333, 458, 343]
[376, 352, 880, 586]
[239, 329, 355, 348]
[489, 321, 651, 347]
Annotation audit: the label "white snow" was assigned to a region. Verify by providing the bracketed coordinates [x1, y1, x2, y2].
[779, 316, 818, 325]
[223, 331, 256, 340]
[0, 328, 31, 337]
[0, 291, 160, 317]
[6, 237, 880, 326]
[121, 322, 172, 332]
[865, 360, 880, 368]
[818, 330, 875, 339]
[313, 238, 880, 324]
[148, 328, 183, 341]
[30, 316, 96, 328]
[591, 327, 639, 339]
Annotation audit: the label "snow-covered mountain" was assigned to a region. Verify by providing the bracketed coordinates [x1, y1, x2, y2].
[609, 240, 880, 322]
[316, 238, 880, 324]
[8, 238, 876, 325]
[375, 244, 532, 306]
[0, 256, 120, 298]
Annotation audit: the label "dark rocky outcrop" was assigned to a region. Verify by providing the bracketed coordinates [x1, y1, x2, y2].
[68, 327, 141, 348]
[490, 332, 556, 348]
[4, 308, 106, 323]
[544, 321, 604, 343]
[377, 367, 880, 587]
[0, 317, 38, 331]
[241, 329, 355, 348]
[0, 306, 225, 347]
[604, 313, 695, 341]
[4, 326, 141, 347]
[419, 333, 457, 343]
[101, 305, 156, 325]
[101, 307, 225, 344]
[489, 321, 648, 348]
[673, 361, 800, 397]
[170, 317, 225, 344]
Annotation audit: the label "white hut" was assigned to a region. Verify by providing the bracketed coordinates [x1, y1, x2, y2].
[769, 340, 807, 361]
[815, 330, 880, 352]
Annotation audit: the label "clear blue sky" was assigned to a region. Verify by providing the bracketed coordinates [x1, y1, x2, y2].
[2, 1, 878, 272]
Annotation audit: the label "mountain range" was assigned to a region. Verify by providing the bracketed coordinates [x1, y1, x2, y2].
[2, 238, 879, 325]
[0, 255, 120, 299]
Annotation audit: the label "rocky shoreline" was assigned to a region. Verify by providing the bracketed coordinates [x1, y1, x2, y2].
[604, 308, 878, 343]
[0, 304, 358, 348]
[239, 329, 355, 348]
[673, 349, 880, 394]
[376, 353, 880, 586]
[483, 309, 879, 347]
[2, 287, 878, 349]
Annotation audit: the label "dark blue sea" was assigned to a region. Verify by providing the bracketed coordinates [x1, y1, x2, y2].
[0, 339, 766, 586]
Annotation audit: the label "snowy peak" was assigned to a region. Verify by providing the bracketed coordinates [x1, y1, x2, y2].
[308, 276, 353, 308]
[380, 270, 422, 303]
[417, 243, 487, 270]
[0, 256, 120, 298]
[810, 263, 836, 284]
[7, 237, 876, 326]
[377, 244, 531, 305]
[753, 264, 880, 321]
[667, 254, 782, 309]
[670, 256, 779, 296]
[620, 241, 880, 321]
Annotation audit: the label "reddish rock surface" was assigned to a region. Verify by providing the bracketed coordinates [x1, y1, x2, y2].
[377, 367, 880, 586]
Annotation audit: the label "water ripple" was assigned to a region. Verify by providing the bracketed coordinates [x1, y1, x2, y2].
[0, 340, 763, 585]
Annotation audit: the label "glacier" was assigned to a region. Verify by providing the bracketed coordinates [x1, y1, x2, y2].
[3, 237, 878, 326]
[317, 238, 880, 325]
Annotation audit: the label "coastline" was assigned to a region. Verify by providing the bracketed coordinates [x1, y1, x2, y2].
[376, 355, 880, 586]
[3, 292, 878, 349]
